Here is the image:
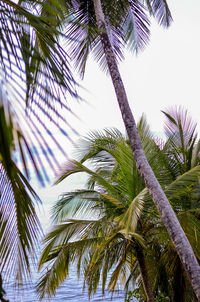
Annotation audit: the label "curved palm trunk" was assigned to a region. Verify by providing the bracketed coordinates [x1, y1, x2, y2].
[135, 244, 155, 302]
[92, 0, 200, 300]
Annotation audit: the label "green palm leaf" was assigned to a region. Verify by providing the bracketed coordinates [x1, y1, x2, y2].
[0, 162, 42, 283]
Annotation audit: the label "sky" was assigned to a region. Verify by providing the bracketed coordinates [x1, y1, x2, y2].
[35, 0, 200, 227]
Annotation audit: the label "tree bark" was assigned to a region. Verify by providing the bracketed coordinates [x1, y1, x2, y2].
[92, 0, 200, 300]
[135, 244, 155, 302]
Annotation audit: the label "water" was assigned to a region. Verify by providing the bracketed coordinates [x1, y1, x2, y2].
[4, 266, 125, 302]
[3, 241, 125, 301]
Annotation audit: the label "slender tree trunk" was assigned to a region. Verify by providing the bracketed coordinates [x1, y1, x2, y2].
[135, 244, 155, 302]
[92, 0, 200, 300]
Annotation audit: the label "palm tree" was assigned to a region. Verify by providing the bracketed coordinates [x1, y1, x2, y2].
[147, 107, 200, 302]
[55, 0, 200, 298]
[0, 0, 79, 286]
[37, 111, 200, 300]
[37, 121, 158, 301]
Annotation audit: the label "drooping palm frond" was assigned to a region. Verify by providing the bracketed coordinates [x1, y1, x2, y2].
[165, 165, 200, 205]
[0, 61, 78, 284]
[123, 0, 150, 53]
[85, 226, 144, 296]
[63, 0, 150, 76]
[0, 161, 42, 283]
[0, 91, 44, 283]
[51, 189, 101, 222]
[0, 76, 73, 185]
[0, 0, 81, 183]
[0, 0, 78, 103]
[37, 218, 111, 299]
[56, 159, 127, 206]
[145, 0, 173, 27]
[86, 231, 128, 295]
[64, 0, 127, 76]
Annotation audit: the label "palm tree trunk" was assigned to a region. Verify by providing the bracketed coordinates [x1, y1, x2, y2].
[135, 244, 155, 302]
[92, 0, 200, 300]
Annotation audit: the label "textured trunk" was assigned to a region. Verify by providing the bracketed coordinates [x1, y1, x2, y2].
[92, 0, 200, 300]
[135, 244, 155, 302]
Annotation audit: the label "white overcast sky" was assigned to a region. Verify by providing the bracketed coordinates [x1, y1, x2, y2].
[36, 0, 200, 226]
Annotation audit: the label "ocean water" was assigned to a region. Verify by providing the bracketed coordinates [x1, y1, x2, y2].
[4, 260, 125, 302]
[4, 271, 125, 302]
[3, 234, 125, 301]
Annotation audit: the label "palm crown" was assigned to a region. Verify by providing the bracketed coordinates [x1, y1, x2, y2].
[38, 108, 200, 301]
[64, 0, 172, 76]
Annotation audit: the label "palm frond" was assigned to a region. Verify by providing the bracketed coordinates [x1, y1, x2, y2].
[120, 188, 147, 234]
[76, 128, 124, 163]
[147, 0, 173, 27]
[177, 212, 200, 258]
[37, 219, 109, 298]
[37, 245, 70, 299]
[124, 0, 150, 53]
[164, 162, 200, 203]
[0, 162, 42, 283]
[65, 0, 124, 77]
[0, 79, 68, 184]
[1, 0, 78, 103]
[51, 189, 101, 222]
[162, 107, 197, 150]
[0, 0, 80, 184]
[86, 231, 126, 295]
[64, 0, 156, 76]
[191, 139, 200, 168]
[56, 159, 126, 205]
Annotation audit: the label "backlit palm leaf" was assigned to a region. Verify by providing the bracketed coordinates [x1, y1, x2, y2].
[1, 0, 78, 103]
[0, 0, 80, 183]
[65, 0, 125, 76]
[123, 1, 150, 53]
[0, 161, 42, 283]
[145, 0, 173, 27]
[0, 92, 43, 283]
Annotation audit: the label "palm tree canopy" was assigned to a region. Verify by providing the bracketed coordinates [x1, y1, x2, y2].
[63, 0, 172, 76]
[37, 110, 200, 300]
